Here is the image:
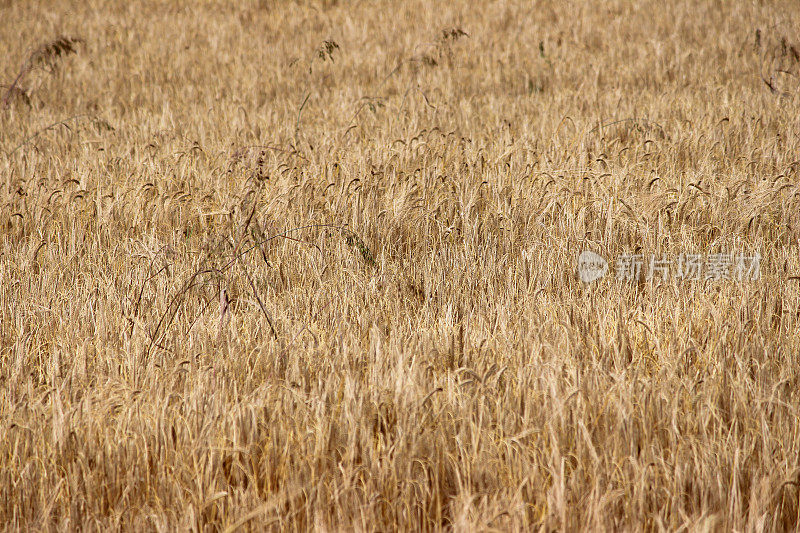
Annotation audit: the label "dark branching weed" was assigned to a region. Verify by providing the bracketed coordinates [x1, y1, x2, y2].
[341, 228, 376, 266]
[440, 27, 469, 41]
[2, 36, 84, 108]
[317, 40, 340, 63]
[29, 37, 84, 71]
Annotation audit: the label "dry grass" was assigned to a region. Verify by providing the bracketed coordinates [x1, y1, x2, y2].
[2, 0, 800, 530]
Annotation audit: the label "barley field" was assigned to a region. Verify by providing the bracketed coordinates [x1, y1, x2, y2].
[2, 0, 800, 530]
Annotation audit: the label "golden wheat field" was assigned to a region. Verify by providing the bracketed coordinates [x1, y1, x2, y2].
[2, 0, 800, 530]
